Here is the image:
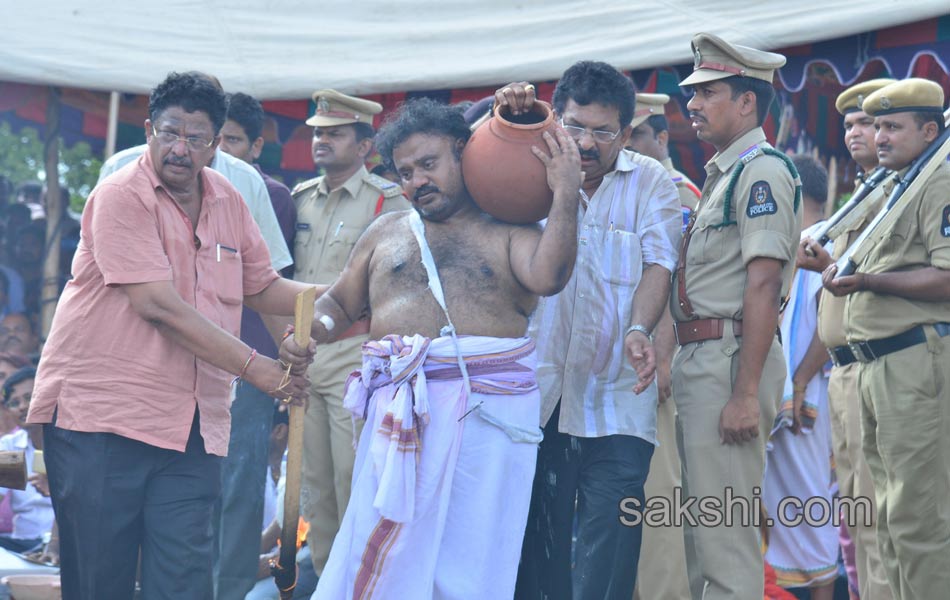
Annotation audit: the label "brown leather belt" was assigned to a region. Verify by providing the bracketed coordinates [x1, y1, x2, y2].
[674, 318, 743, 345]
[337, 318, 371, 340]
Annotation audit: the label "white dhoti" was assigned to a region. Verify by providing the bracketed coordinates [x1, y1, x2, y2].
[763, 251, 839, 589]
[312, 334, 541, 600]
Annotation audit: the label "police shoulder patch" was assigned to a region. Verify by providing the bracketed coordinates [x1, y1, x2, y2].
[746, 180, 778, 218]
[942, 205, 950, 238]
[291, 176, 321, 197]
[365, 173, 403, 198]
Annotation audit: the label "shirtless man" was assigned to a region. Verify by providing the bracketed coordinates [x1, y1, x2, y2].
[283, 97, 582, 599]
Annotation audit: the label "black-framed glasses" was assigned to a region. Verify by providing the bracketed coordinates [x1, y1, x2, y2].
[558, 118, 621, 143]
[151, 125, 216, 151]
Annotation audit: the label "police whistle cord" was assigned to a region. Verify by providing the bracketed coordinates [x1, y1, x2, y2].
[837, 109, 950, 277]
[272, 287, 317, 600]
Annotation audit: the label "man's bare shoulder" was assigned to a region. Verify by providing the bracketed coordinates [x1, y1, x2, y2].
[356, 208, 414, 249]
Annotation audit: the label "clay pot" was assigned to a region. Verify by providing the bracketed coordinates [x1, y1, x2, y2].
[461, 100, 557, 224]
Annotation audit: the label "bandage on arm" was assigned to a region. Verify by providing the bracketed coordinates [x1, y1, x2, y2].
[310, 291, 355, 343]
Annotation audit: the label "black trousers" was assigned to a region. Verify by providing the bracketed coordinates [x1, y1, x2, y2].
[44, 410, 221, 600]
[516, 403, 654, 600]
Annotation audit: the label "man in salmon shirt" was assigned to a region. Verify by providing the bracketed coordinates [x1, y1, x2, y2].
[27, 72, 322, 600]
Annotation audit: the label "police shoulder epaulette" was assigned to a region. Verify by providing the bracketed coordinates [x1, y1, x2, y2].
[291, 176, 321, 196]
[365, 173, 404, 198]
[712, 146, 802, 229]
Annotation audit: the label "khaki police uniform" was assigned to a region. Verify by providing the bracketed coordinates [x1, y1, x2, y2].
[293, 89, 410, 576]
[670, 33, 800, 600]
[817, 79, 895, 600]
[630, 94, 695, 600]
[841, 79, 950, 600]
[663, 157, 702, 211]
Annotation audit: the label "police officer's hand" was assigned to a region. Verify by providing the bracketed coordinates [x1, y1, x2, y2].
[719, 393, 759, 445]
[532, 129, 583, 197]
[493, 82, 538, 117]
[624, 330, 657, 394]
[797, 238, 833, 272]
[821, 264, 866, 297]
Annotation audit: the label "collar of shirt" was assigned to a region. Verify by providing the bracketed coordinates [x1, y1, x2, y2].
[661, 157, 675, 172]
[707, 127, 768, 176]
[317, 165, 369, 197]
[612, 148, 640, 174]
[139, 150, 226, 210]
[210, 148, 222, 170]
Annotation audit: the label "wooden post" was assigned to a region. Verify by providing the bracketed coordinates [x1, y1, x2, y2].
[105, 91, 120, 160]
[273, 287, 316, 599]
[41, 87, 62, 340]
[0, 451, 27, 490]
[826, 155, 839, 217]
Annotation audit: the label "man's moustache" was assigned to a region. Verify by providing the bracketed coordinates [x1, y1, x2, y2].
[580, 151, 599, 161]
[413, 185, 441, 201]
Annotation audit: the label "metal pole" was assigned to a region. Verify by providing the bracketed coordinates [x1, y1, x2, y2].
[41, 87, 62, 340]
[105, 91, 120, 159]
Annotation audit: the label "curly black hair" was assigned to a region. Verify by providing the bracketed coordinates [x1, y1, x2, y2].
[225, 92, 265, 141]
[552, 61, 637, 129]
[375, 98, 472, 165]
[149, 72, 227, 134]
[2, 366, 35, 406]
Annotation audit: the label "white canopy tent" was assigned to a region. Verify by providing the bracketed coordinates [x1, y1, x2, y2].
[3, 1, 948, 99]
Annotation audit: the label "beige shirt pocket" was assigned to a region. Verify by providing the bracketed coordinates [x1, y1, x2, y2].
[686, 223, 724, 266]
[324, 225, 363, 275]
[600, 227, 643, 286]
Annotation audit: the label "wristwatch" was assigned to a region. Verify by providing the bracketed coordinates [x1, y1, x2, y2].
[624, 324, 653, 341]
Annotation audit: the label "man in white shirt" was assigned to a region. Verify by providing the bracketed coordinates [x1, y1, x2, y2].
[502, 61, 681, 600]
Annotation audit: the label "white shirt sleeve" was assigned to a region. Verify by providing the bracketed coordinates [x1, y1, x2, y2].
[212, 150, 293, 272]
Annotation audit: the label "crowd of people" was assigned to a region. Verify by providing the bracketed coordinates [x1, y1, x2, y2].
[0, 176, 55, 567]
[0, 27, 944, 600]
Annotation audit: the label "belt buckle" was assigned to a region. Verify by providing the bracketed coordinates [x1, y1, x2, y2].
[827, 347, 842, 367]
[848, 342, 875, 363]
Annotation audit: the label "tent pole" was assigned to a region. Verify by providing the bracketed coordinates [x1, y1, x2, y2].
[105, 91, 120, 159]
[41, 86, 63, 342]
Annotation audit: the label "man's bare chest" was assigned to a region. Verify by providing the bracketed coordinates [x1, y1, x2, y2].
[372, 227, 513, 297]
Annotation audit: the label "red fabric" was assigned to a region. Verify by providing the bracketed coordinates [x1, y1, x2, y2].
[764, 561, 798, 600]
[877, 19, 937, 48]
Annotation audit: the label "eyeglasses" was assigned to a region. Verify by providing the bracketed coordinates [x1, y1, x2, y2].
[151, 126, 216, 152]
[558, 118, 621, 144]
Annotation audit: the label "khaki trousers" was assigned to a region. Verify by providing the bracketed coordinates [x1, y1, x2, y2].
[301, 335, 366, 576]
[633, 395, 691, 600]
[857, 330, 950, 600]
[828, 363, 892, 600]
[672, 330, 784, 600]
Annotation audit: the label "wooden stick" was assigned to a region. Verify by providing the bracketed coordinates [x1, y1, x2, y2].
[0, 451, 27, 490]
[826, 155, 838, 218]
[273, 287, 316, 600]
